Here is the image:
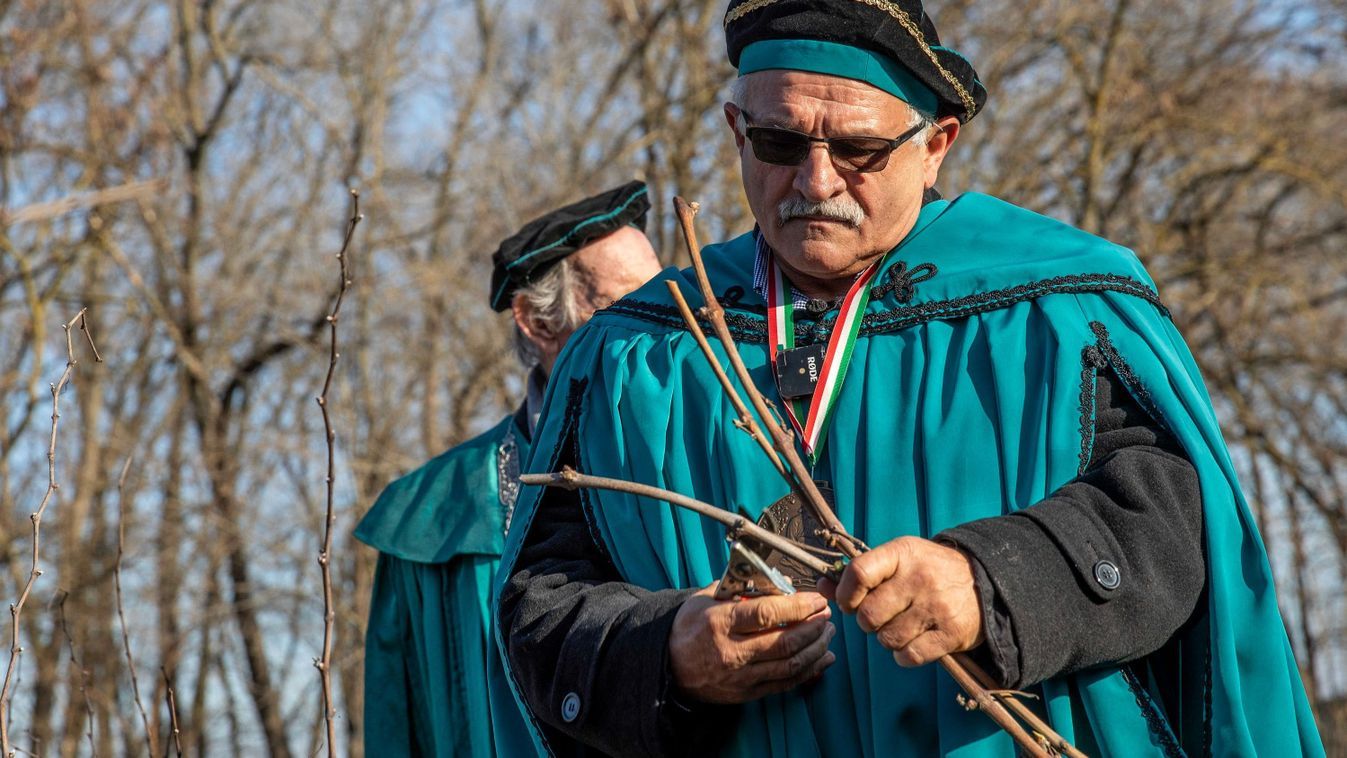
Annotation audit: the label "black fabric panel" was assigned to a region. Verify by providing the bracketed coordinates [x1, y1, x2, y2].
[939, 369, 1205, 689]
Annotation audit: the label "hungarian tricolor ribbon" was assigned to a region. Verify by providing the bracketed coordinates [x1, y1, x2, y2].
[765, 254, 880, 461]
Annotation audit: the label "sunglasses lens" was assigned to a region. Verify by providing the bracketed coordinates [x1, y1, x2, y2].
[829, 138, 893, 172]
[748, 128, 809, 165]
[746, 126, 894, 173]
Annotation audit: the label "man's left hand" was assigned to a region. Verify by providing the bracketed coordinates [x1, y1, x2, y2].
[822, 537, 984, 667]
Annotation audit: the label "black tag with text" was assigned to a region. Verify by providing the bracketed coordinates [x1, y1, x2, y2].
[776, 343, 827, 399]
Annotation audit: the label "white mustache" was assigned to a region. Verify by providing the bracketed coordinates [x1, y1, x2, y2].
[777, 196, 865, 228]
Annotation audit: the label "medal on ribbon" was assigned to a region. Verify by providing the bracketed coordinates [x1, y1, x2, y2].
[765, 255, 879, 461]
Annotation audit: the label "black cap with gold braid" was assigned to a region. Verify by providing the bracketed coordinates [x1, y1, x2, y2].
[724, 0, 987, 123]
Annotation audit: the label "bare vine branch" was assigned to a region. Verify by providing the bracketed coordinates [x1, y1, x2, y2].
[520, 468, 840, 578]
[663, 280, 786, 477]
[0, 308, 99, 758]
[958, 655, 1087, 758]
[315, 189, 362, 757]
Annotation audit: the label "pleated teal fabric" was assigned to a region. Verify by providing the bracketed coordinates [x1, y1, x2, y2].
[358, 414, 535, 757]
[499, 193, 1322, 756]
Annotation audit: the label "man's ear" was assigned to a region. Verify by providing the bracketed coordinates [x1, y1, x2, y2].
[512, 294, 558, 350]
[724, 102, 746, 151]
[921, 116, 961, 188]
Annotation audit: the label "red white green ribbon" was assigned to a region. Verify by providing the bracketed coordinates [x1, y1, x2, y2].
[765, 254, 880, 460]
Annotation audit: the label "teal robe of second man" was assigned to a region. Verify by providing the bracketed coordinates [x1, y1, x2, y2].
[356, 409, 535, 757]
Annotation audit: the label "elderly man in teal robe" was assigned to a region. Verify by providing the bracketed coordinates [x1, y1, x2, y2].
[355, 181, 662, 756]
[496, 2, 1323, 756]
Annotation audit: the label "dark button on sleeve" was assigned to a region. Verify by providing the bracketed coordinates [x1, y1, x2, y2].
[1093, 560, 1121, 590]
[561, 692, 581, 723]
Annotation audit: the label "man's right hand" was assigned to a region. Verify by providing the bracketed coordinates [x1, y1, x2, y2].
[668, 584, 836, 704]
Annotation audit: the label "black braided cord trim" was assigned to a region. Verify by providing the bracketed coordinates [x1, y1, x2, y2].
[1087, 321, 1173, 435]
[605, 298, 764, 343]
[863, 274, 1167, 335]
[1122, 665, 1186, 758]
[606, 274, 1168, 344]
[1077, 346, 1106, 475]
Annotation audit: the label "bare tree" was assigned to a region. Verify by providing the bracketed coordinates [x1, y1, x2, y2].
[0, 0, 1342, 754]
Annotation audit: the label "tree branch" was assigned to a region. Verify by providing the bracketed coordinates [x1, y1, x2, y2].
[0, 179, 165, 226]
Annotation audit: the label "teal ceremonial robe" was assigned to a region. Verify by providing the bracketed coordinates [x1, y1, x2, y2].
[499, 193, 1322, 756]
[357, 412, 534, 757]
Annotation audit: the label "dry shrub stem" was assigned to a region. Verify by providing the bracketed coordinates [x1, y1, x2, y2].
[315, 189, 363, 757]
[0, 309, 100, 758]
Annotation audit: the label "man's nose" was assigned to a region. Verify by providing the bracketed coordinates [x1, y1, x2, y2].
[792, 143, 846, 202]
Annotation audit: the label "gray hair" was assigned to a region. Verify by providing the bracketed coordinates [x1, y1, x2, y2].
[727, 74, 937, 147]
[511, 257, 583, 366]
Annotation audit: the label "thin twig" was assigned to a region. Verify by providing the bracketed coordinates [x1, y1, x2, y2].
[673, 198, 868, 558]
[315, 189, 362, 757]
[114, 455, 156, 757]
[0, 308, 94, 757]
[941, 656, 1049, 756]
[56, 593, 96, 758]
[161, 667, 183, 758]
[78, 314, 102, 363]
[520, 468, 839, 579]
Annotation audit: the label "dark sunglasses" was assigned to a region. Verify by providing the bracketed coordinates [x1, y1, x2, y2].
[739, 108, 930, 173]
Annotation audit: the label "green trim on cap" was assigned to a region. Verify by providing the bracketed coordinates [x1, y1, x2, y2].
[506, 185, 649, 271]
[491, 185, 649, 310]
[737, 39, 939, 115]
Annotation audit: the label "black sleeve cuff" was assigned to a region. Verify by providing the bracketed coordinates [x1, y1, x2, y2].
[938, 512, 1080, 688]
[966, 550, 1020, 688]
